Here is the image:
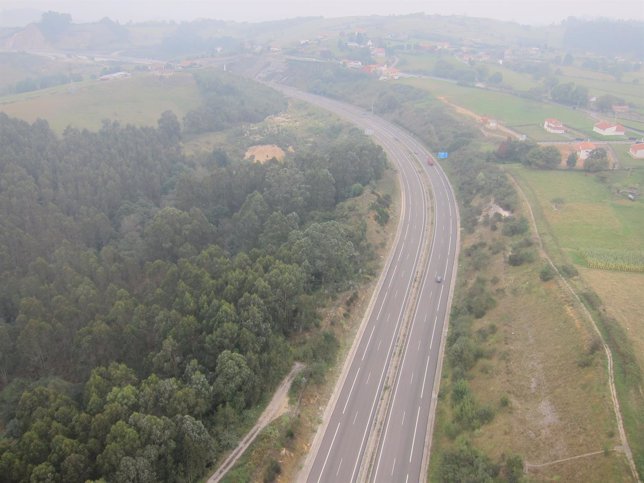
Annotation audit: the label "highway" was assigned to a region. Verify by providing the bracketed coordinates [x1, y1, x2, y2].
[270, 84, 460, 483]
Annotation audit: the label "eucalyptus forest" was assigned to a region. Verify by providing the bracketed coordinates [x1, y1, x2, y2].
[0, 73, 387, 482]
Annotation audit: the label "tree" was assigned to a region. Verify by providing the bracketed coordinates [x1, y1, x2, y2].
[212, 351, 254, 409]
[489, 72, 503, 84]
[17, 319, 53, 372]
[584, 148, 609, 172]
[551, 82, 588, 107]
[174, 415, 214, 482]
[595, 94, 624, 112]
[97, 421, 142, 477]
[525, 146, 561, 169]
[566, 151, 578, 168]
[29, 461, 59, 482]
[157, 111, 181, 146]
[39, 11, 72, 40]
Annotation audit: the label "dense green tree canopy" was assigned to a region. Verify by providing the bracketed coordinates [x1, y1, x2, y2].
[0, 74, 386, 481]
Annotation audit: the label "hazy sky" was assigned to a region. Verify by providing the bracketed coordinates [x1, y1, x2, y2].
[2, 0, 643, 25]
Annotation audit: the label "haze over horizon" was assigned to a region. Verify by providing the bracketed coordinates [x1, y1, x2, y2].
[1, 0, 643, 27]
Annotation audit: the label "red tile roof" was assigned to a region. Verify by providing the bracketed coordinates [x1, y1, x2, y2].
[594, 121, 625, 132]
[576, 142, 596, 151]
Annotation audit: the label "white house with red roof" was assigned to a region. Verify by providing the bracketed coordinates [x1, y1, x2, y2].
[543, 118, 565, 134]
[629, 143, 644, 159]
[575, 141, 597, 160]
[593, 121, 625, 136]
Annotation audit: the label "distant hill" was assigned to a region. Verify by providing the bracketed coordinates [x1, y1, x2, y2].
[0, 15, 130, 53]
[1, 13, 641, 61]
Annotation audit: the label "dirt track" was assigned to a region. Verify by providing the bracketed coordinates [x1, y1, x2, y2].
[207, 362, 305, 483]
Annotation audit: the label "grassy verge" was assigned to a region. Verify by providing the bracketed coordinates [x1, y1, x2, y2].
[425, 149, 632, 482]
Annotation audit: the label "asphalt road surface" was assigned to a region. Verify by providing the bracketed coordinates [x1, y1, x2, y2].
[270, 84, 459, 483]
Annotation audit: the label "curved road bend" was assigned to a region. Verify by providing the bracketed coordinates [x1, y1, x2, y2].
[270, 85, 459, 483]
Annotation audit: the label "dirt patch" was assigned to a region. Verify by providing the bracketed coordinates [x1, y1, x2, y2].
[244, 144, 286, 163]
[479, 199, 512, 221]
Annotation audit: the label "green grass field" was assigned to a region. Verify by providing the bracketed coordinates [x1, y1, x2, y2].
[610, 143, 644, 169]
[401, 77, 596, 130]
[559, 65, 644, 111]
[510, 123, 568, 141]
[0, 72, 201, 133]
[508, 167, 643, 253]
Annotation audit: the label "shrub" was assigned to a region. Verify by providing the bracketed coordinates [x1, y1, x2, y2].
[438, 439, 500, 482]
[502, 217, 529, 237]
[350, 183, 364, 197]
[264, 459, 281, 483]
[448, 336, 479, 378]
[559, 263, 579, 278]
[581, 290, 602, 311]
[539, 264, 555, 281]
[508, 249, 535, 266]
[504, 454, 524, 483]
[451, 379, 471, 405]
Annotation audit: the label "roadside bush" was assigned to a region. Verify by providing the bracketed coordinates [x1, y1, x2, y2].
[370, 192, 391, 226]
[451, 379, 472, 404]
[447, 314, 474, 346]
[464, 277, 497, 319]
[476, 324, 497, 341]
[448, 335, 479, 378]
[264, 459, 281, 483]
[539, 264, 556, 281]
[438, 439, 500, 482]
[467, 293, 497, 318]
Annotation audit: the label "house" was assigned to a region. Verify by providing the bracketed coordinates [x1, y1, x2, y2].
[361, 64, 380, 75]
[371, 47, 386, 58]
[593, 121, 625, 136]
[612, 104, 629, 113]
[99, 71, 131, 81]
[379, 66, 400, 80]
[629, 143, 644, 159]
[481, 116, 497, 129]
[544, 118, 565, 134]
[575, 141, 596, 160]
